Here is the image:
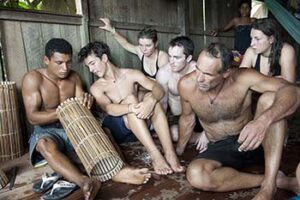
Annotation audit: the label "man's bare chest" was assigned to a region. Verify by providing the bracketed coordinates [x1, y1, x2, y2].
[190, 88, 251, 123]
[168, 75, 182, 95]
[40, 81, 76, 108]
[103, 80, 136, 103]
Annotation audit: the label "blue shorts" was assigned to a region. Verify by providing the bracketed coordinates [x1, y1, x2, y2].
[196, 135, 264, 169]
[102, 115, 137, 144]
[29, 122, 74, 166]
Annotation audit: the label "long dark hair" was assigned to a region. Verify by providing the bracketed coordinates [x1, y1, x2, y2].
[252, 18, 283, 75]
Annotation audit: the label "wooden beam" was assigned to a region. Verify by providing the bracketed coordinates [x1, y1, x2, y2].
[0, 8, 82, 25]
[89, 18, 181, 34]
[190, 28, 234, 37]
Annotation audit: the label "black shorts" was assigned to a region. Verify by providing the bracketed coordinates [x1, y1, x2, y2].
[196, 135, 264, 170]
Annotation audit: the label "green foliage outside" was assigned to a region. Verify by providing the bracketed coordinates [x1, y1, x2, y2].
[0, 0, 42, 10]
[0, 0, 76, 14]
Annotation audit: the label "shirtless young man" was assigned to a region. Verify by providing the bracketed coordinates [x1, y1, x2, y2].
[156, 36, 198, 142]
[78, 41, 184, 175]
[177, 42, 300, 199]
[22, 39, 150, 200]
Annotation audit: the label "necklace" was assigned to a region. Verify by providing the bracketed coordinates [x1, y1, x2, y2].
[43, 71, 58, 87]
[207, 80, 225, 105]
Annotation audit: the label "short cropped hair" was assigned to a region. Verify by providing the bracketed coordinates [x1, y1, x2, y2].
[169, 36, 194, 57]
[206, 42, 233, 73]
[137, 28, 158, 43]
[78, 41, 112, 62]
[45, 38, 73, 59]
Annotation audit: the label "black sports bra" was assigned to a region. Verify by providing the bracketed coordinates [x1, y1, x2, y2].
[254, 54, 281, 76]
[141, 51, 160, 79]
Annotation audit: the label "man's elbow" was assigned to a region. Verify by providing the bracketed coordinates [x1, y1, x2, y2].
[27, 117, 40, 126]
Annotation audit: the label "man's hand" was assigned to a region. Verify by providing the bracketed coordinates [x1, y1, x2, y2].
[99, 18, 115, 33]
[132, 94, 156, 119]
[79, 93, 94, 109]
[195, 131, 209, 153]
[209, 29, 218, 37]
[238, 119, 268, 151]
[133, 101, 154, 119]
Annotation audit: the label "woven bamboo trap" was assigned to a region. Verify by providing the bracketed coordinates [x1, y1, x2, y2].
[0, 81, 23, 161]
[56, 98, 124, 182]
[0, 169, 8, 189]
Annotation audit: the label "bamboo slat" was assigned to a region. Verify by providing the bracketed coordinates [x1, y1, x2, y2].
[0, 169, 8, 190]
[56, 98, 124, 182]
[0, 81, 23, 161]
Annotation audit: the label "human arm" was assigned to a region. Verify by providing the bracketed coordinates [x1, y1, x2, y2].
[210, 18, 236, 36]
[239, 47, 255, 68]
[73, 73, 94, 109]
[22, 71, 58, 125]
[99, 18, 139, 55]
[237, 69, 300, 151]
[278, 43, 296, 83]
[176, 78, 196, 156]
[90, 83, 136, 116]
[297, 162, 300, 187]
[156, 66, 169, 112]
[133, 70, 165, 119]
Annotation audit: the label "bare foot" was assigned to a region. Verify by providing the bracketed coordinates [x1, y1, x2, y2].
[252, 185, 275, 200]
[149, 150, 173, 175]
[277, 171, 300, 195]
[112, 166, 151, 185]
[81, 177, 101, 200]
[165, 151, 185, 173]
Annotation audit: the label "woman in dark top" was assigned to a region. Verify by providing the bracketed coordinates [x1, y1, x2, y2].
[210, 0, 254, 54]
[240, 18, 296, 83]
[99, 18, 168, 79]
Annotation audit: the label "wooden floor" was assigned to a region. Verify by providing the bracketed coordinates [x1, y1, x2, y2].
[1, 115, 300, 200]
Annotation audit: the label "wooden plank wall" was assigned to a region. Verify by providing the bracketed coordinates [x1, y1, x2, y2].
[88, 0, 181, 69]
[0, 0, 240, 86]
[0, 10, 90, 88]
[88, 0, 237, 65]
[189, 0, 237, 57]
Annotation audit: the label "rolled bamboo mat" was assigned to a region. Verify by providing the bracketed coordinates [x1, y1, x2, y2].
[0, 81, 23, 161]
[0, 169, 8, 189]
[56, 98, 124, 182]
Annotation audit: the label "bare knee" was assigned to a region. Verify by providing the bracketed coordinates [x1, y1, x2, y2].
[123, 94, 138, 104]
[186, 159, 217, 191]
[256, 92, 275, 113]
[36, 138, 59, 158]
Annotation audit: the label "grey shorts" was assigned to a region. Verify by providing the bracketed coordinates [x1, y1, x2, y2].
[29, 122, 74, 166]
